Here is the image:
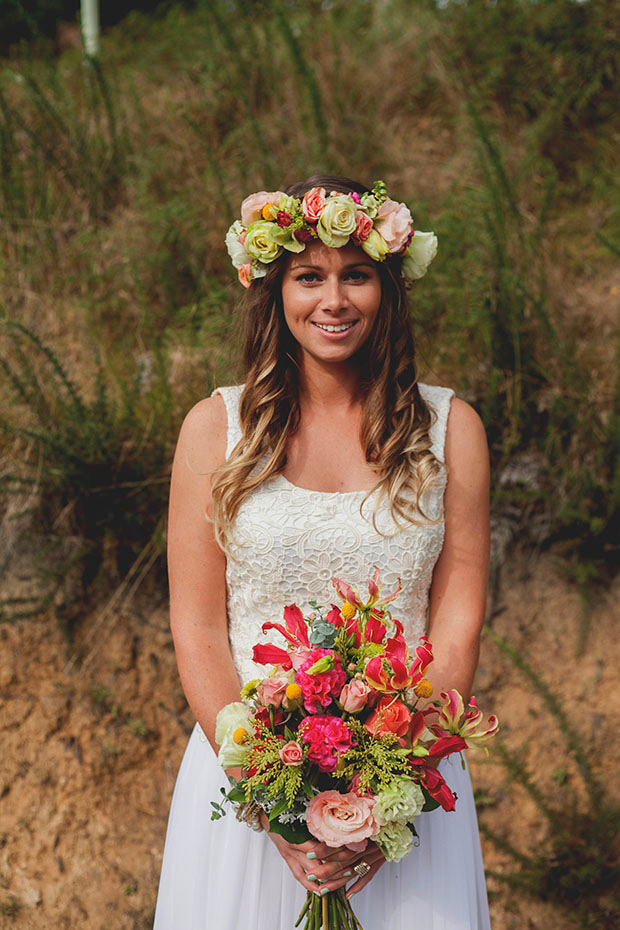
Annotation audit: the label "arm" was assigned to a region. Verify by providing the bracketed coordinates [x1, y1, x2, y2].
[167, 395, 241, 747]
[168, 396, 362, 893]
[426, 397, 490, 701]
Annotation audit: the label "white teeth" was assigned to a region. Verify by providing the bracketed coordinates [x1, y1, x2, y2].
[314, 322, 355, 333]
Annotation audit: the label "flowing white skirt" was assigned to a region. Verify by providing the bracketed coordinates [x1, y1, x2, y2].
[153, 724, 491, 930]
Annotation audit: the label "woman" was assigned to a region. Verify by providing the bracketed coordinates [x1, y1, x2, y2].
[154, 176, 491, 928]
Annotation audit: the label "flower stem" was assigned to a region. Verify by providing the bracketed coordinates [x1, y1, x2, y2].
[322, 892, 329, 929]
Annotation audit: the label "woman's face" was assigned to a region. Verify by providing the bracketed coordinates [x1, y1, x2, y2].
[280, 241, 382, 367]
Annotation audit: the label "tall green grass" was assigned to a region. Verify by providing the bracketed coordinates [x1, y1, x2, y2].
[479, 629, 620, 928]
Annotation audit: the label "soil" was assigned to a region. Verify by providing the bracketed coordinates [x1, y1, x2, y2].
[1, 550, 619, 930]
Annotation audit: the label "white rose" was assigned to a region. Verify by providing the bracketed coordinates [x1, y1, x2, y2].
[317, 195, 357, 247]
[215, 702, 253, 768]
[373, 778, 425, 826]
[374, 821, 415, 862]
[225, 221, 250, 270]
[402, 231, 438, 280]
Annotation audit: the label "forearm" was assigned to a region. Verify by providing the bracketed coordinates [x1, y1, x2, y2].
[425, 620, 482, 704]
[172, 620, 241, 749]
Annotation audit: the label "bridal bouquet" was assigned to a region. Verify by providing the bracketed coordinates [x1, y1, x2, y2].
[212, 569, 498, 930]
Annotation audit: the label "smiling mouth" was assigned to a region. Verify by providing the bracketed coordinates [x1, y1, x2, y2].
[312, 321, 357, 333]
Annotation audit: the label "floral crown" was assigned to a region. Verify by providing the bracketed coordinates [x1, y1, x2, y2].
[225, 180, 438, 288]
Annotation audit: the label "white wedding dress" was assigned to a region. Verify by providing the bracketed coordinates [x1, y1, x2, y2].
[153, 383, 491, 930]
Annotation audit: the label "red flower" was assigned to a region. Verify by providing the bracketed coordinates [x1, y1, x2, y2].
[365, 695, 411, 738]
[294, 228, 315, 243]
[276, 210, 292, 227]
[300, 716, 355, 773]
[252, 643, 292, 670]
[421, 766, 457, 812]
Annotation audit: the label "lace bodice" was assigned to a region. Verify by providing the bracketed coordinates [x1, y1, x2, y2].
[214, 383, 454, 685]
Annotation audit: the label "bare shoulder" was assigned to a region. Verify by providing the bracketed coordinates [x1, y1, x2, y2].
[174, 393, 228, 476]
[444, 397, 489, 489]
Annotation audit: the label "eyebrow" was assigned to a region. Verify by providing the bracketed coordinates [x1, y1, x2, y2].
[289, 260, 376, 271]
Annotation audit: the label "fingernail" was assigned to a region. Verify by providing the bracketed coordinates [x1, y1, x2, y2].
[306, 851, 317, 860]
[320, 887, 329, 896]
[343, 870, 352, 877]
[307, 875, 317, 882]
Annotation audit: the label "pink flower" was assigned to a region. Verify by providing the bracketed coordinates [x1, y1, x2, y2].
[301, 187, 326, 223]
[279, 740, 304, 766]
[238, 263, 253, 289]
[240, 190, 287, 226]
[277, 210, 292, 227]
[339, 677, 371, 713]
[365, 695, 411, 738]
[374, 199, 413, 253]
[300, 715, 355, 772]
[349, 192, 361, 204]
[296, 648, 346, 714]
[256, 676, 289, 709]
[352, 210, 373, 243]
[307, 791, 378, 849]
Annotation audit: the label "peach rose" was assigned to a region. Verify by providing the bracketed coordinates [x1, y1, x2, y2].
[353, 210, 373, 244]
[241, 190, 287, 226]
[365, 695, 411, 738]
[307, 790, 379, 849]
[238, 263, 253, 288]
[374, 199, 413, 253]
[279, 740, 304, 766]
[301, 187, 326, 223]
[339, 678, 371, 713]
[257, 676, 289, 708]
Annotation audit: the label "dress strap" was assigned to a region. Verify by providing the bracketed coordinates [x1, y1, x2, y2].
[211, 384, 244, 459]
[417, 383, 455, 464]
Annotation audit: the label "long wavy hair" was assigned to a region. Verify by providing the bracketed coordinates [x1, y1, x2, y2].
[211, 175, 444, 547]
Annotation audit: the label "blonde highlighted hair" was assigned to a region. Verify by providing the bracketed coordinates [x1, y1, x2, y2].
[211, 175, 444, 546]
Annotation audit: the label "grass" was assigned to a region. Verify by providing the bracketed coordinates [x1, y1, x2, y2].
[479, 628, 620, 928]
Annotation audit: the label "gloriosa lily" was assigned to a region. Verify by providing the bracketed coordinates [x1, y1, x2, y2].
[252, 604, 310, 670]
[364, 635, 433, 693]
[332, 566, 402, 612]
[436, 690, 499, 748]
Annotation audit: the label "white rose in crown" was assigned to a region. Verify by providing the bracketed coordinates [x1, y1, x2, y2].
[225, 221, 250, 270]
[402, 231, 438, 280]
[317, 195, 358, 248]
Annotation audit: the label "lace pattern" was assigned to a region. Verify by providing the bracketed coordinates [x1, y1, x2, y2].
[213, 383, 454, 684]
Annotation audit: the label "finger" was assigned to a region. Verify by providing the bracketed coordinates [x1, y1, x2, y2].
[346, 856, 386, 897]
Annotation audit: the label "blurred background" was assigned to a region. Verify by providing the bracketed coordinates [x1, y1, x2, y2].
[0, 0, 618, 927]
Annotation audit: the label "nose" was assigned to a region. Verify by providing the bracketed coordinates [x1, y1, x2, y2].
[320, 274, 348, 313]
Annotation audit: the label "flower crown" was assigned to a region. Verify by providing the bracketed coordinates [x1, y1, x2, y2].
[225, 180, 438, 288]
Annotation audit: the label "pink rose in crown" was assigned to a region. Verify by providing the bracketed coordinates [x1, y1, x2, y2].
[339, 677, 372, 713]
[241, 190, 287, 226]
[301, 187, 326, 223]
[279, 740, 304, 766]
[296, 648, 346, 713]
[307, 791, 379, 850]
[256, 676, 289, 709]
[365, 695, 412, 738]
[374, 199, 413, 253]
[300, 715, 355, 772]
[352, 210, 373, 244]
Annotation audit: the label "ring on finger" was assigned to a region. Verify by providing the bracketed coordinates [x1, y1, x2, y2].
[353, 860, 371, 878]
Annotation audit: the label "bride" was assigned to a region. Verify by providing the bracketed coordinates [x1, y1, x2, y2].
[154, 175, 491, 928]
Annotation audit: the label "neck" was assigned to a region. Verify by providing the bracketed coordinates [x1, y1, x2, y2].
[297, 354, 364, 411]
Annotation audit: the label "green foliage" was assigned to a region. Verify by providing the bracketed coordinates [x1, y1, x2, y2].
[246, 723, 304, 805]
[339, 719, 410, 792]
[0, 318, 170, 631]
[480, 629, 620, 927]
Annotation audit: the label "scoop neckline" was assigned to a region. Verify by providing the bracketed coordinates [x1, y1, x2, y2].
[274, 473, 375, 497]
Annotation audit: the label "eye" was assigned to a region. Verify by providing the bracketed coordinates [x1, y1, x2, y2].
[345, 269, 370, 282]
[295, 271, 320, 283]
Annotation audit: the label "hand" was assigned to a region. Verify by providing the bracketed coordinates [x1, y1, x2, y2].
[261, 813, 385, 896]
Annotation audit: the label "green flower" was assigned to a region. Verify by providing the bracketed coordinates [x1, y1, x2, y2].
[373, 777, 425, 826]
[374, 821, 414, 862]
[360, 228, 389, 262]
[244, 221, 283, 263]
